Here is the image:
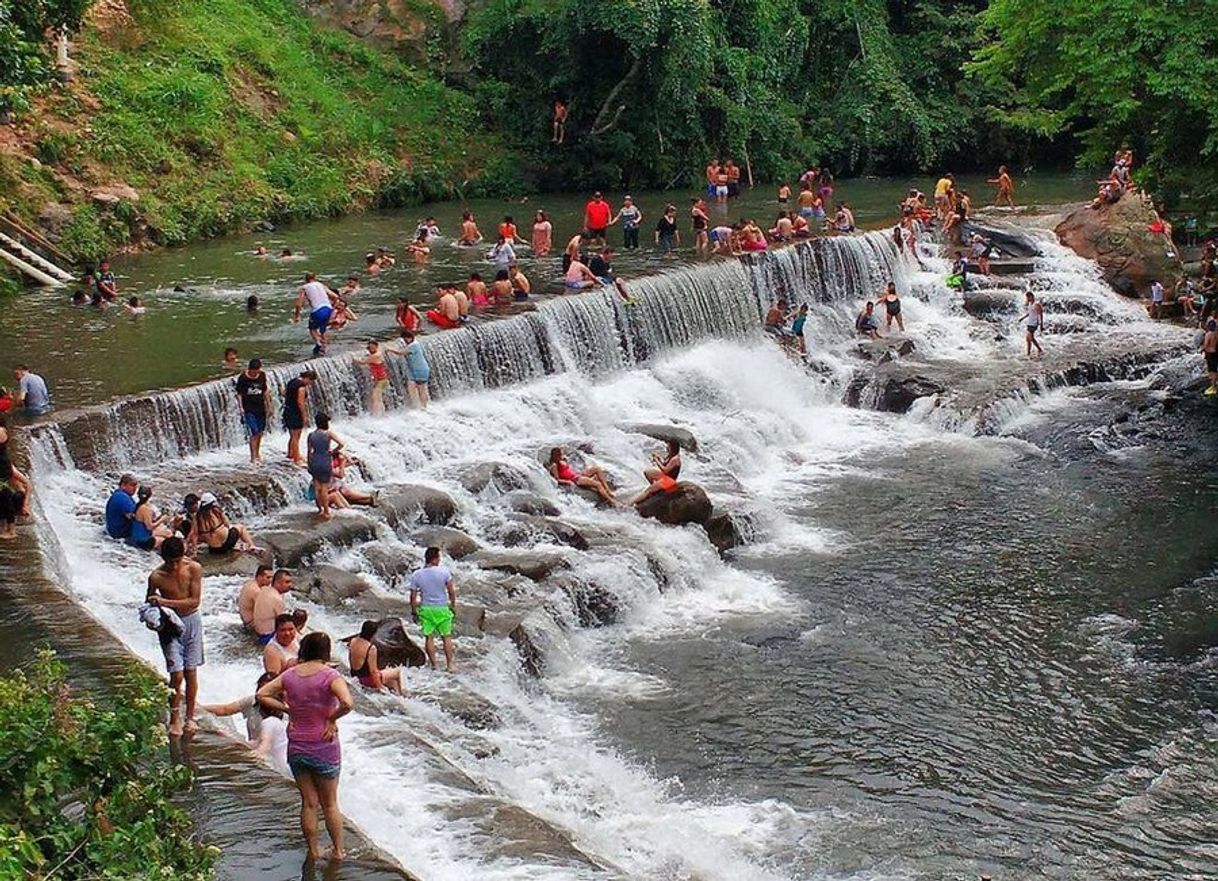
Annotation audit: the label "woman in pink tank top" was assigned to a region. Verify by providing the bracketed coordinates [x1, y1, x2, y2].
[258, 631, 353, 860]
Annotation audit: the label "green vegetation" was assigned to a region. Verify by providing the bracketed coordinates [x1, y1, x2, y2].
[1, 0, 512, 257]
[0, 650, 215, 880]
[464, 0, 1009, 189]
[970, 0, 1218, 206]
[2, 0, 1217, 262]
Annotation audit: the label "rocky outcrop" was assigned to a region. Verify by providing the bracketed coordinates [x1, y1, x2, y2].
[503, 491, 560, 517]
[452, 462, 534, 495]
[496, 515, 590, 551]
[635, 482, 713, 526]
[301, 564, 376, 604]
[409, 525, 480, 559]
[1055, 191, 1182, 298]
[705, 512, 745, 554]
[621, 423, 699, 453]
[260, 512, 379, 566]
[844, 369, 946, 413]
[378, 484, 457, 528]
[469, 549, 569, 582]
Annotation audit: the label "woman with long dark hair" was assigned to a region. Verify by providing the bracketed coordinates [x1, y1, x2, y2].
[258, 632, 353, 860]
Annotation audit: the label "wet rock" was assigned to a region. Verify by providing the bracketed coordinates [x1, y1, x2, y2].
[508, 621, 543, 677]
[857, 338, 917, 362]
[845, 370, 946, 413]
[503, 491, 559, 517]
[453, 602, 487, 638]
[378, 484, 457, 527]
[339, 617, 426, 668]
[409, 525, 480, 559]
[359, 542, 420, 580]
[499, 515, 590, 551]
[1055, 191, 1182, 298]
[875, 373, 946, 413]
[635, 482, 713, 526]
[260, 512, 379, 567]
[963, 290, 1019, 318]
[962, 220, 1042, 258]
[433, 689, 501, 730]
[705, 511, 745, 554]
[453, 462, 534, 495]
[198, 552, 262, 578]
[621, 423, 699, 452]
[550, 575, 620, 627]
[470, 549, 569, 582]
[300, 564, 375, 604]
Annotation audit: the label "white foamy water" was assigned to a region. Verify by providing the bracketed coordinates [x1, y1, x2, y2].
[25, 226, 1198, 880]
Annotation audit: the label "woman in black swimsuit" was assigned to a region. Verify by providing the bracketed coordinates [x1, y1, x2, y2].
[195, 493, 260, 554]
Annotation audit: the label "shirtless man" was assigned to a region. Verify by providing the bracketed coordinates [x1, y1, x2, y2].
[426, 287, 462, 330]
[1203, 319, 1218, 397]
[252, 568, 294, 645]
[452, 284, 471, 320]
[705, 159, 721, 199]
[237, 564, 272, 633]
[988, 165, 1015, 208]
[458, 211, 482, 246]
[563, 233, 585, 274]
[146, 537, 204, 736]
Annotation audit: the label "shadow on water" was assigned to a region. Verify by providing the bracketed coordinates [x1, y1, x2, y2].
[0, 538, 415, 881]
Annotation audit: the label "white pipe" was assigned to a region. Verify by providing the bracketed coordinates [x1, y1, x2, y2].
[0, 247, 64, 286]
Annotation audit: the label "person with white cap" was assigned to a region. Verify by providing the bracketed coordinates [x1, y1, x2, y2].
[194, 491, 261, 554]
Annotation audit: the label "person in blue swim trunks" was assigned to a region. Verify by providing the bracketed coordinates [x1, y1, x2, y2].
[292, 272, 338, 356]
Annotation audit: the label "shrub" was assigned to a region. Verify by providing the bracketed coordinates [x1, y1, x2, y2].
[0, 650, 217, 879]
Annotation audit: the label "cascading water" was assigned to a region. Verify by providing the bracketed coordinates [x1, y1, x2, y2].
[22, 222, 1214, 881]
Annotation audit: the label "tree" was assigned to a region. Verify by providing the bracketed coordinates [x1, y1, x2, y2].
[969, 0, 1218, 199]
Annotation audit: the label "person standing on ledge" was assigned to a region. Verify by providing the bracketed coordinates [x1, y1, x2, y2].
[282, 369, 316, 466]
[257, 632, 353, 862]
[307, 414, 343, 521]
[354, 341, 389, 416]
[146, 536, 204, 737]
[389, 329, 430, 409]
[235, 358, 270, 464]
[292, 272, 338, 357]
[409, 546, 457, 673]
[611, 196, 642, 250]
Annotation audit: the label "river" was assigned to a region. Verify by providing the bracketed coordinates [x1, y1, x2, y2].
[6, 175, 1218, 881]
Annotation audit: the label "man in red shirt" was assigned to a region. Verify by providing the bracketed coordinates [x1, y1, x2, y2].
[584, 192, 613, 247]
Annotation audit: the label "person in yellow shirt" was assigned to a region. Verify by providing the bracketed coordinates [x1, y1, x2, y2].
[934, 173, 955, 222]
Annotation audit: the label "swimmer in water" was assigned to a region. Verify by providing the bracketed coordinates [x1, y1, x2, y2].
[458, 211, 482, 246]
[125, 296, 146, 315]
[223, 347, 240, 369]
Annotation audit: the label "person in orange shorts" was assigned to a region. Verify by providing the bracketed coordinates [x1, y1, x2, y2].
[631, 438, 682, 506]
[426, 287, 462, 330]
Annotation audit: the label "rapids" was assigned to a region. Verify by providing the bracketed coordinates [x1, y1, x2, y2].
[21, 225, 1218, 880]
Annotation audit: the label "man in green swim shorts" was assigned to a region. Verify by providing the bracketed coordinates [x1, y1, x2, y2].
[408, 546, 457, 672]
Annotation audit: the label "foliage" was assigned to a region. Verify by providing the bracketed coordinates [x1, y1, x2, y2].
[0, 0, 510, 255]
[0, 0, 92, 103]
[969, 0, 1218, 203]
[463, 0, 999, 187]
[0, 650, 216, 880]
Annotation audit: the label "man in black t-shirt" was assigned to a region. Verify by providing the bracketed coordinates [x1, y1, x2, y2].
[588, 248, 614, 283]
[235, 359, 271, 464]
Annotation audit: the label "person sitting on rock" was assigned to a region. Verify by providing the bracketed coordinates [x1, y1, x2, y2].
[548, 447, 618, 506]
[326, 450, 376, 509]
[195, 492, 262, 554]
[855, 302, 881, 339]
[632, 439, 682, 506]
[348, 620, 404, 694]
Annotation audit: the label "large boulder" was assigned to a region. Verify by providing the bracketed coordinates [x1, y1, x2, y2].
[497, 515, 590, 551]
[844, 370, 946, 413]
[503, 491, 560, 517]
[409, 525, 480, 559]
[635, 482, 713, 526]
[1055, 191, 1182, 298]
[705, 511, 745, 555]
[962, 220, 1042, 258]
[339, 617, 426, 668]
[469, 549, 569, 582]
[300, 564, 375, 605]
[260, 512, 379, 567]
[377, 485, 457, 528]
[453, 462, 534, 495]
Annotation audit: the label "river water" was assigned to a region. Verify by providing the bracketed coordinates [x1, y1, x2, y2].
[7, 176, 1218, 881]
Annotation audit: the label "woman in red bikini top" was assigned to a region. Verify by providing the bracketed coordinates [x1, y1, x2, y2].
[548, 446, 618, 506]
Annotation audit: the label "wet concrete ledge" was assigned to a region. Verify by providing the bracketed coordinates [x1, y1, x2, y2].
[0, 531, 420, 881]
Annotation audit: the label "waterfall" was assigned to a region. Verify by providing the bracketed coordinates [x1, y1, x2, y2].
[28, 232, 905, 472]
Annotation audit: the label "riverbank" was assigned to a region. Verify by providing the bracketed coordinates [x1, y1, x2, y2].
[0, 0, 514, 282]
